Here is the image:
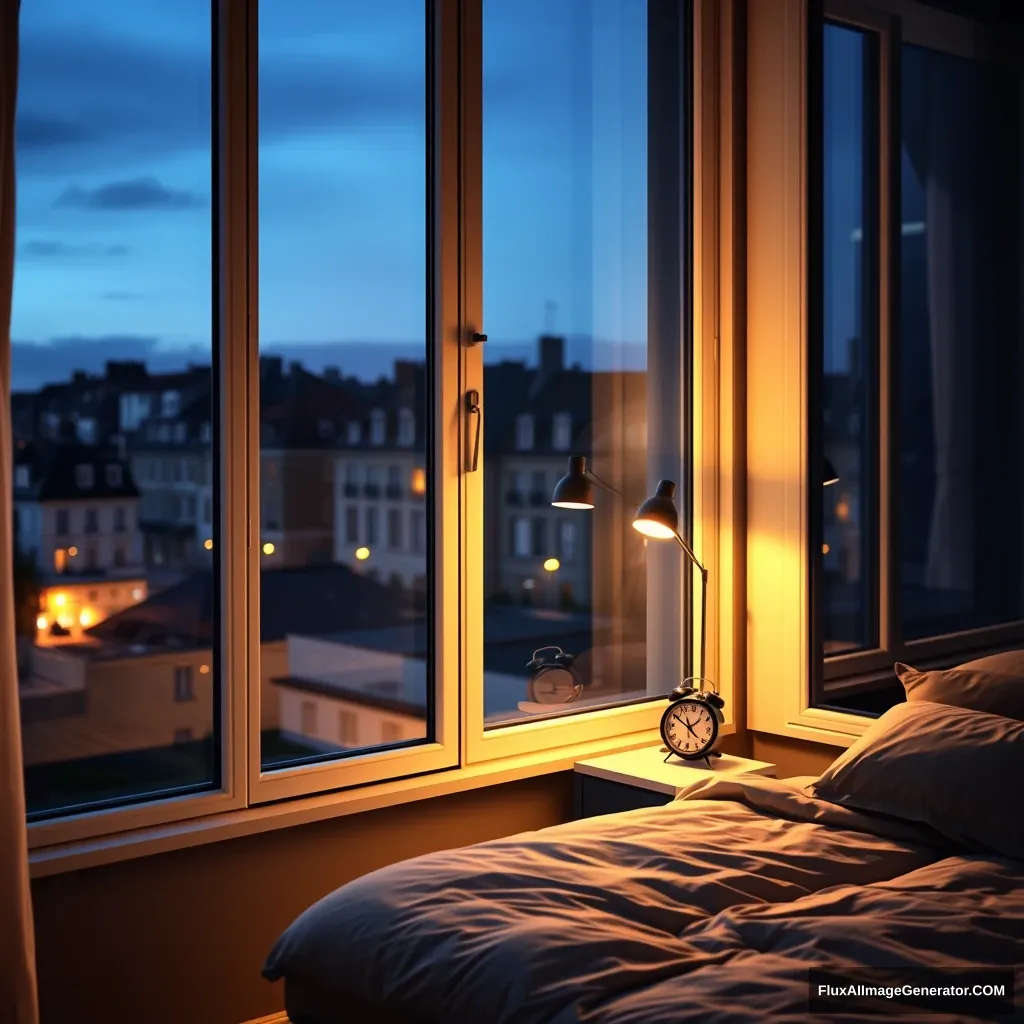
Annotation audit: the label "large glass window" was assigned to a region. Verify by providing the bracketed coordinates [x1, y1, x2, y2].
[820, 22, 878, 656]
[12, 0, 216, 817]
[257, 0, 429, 769]
[899, 43, 1023, 639]
[814, 5, 1024, 713]
[481, 0, 685, 727]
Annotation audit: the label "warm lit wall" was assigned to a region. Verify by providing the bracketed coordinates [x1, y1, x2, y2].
[750, 732, 838, 779]
[31, 773, 575, 1024]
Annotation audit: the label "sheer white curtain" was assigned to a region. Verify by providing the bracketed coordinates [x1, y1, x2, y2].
[1, 2, 39, 1022]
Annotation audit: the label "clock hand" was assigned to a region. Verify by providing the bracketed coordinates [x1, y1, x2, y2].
[680, 717, 700, 738]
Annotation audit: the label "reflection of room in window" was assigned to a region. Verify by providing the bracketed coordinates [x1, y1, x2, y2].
[381, 721, 401, 744]
[409, 466, 426, 496]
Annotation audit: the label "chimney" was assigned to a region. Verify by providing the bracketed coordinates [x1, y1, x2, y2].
[538, 334, 565, 376]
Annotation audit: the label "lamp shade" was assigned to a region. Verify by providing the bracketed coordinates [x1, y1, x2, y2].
[551, 455, 595, 509]
[632, 479, 678, 539]
[823, 457, 839, 487]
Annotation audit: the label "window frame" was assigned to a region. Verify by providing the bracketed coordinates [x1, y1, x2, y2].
[25, 0, 736, 852]
[747, 0, 1024, 744]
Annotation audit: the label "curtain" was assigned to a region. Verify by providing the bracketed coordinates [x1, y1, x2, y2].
[0, 1, 38, 1022]
[902, 47, 976, 594]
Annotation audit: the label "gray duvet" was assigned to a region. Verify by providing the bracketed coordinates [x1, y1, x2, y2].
[264, 775, 1024, 1022]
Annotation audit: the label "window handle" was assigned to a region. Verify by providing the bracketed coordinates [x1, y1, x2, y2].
[466, 389, 481, 473]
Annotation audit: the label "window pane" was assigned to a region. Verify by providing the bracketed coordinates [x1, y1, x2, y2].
[900, 44, 1024, 638]
[483, 0, 675, 726]
[13, 1, 216, 816]
[820, 23, 878, 656]
[257, 0, 429, 769]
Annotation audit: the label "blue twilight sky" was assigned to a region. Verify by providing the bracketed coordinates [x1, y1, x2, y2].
[11, 0, 649, 391]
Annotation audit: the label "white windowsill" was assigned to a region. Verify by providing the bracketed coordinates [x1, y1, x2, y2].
[29, 725, 736, 879]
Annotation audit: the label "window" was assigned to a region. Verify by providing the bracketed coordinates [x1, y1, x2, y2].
[345, 507, 359, 544]
[365, 507, 379, 546]
[370, 410, 386, 446]
[809, 6, 1024, 716]
[410, 510, 426, 555]
[514, 414, 534, 451]
[338, 710, 358, 747]
[558, 519, 577, 563]
[552, 412, 572, 451]
[387, 509, 403, 551]
[9, 0, 698, 843]
[398, 408, 415, 447]
[257, 0, 432, 787]
[479, 0, 689, 738]
[173, 667, 195, 703]
[15, 465, 29, 489]
[317, 418, 334, 438]
[12, 0, 217, 827]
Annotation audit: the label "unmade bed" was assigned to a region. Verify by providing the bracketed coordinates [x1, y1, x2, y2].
[263, 699, 1024, 1022]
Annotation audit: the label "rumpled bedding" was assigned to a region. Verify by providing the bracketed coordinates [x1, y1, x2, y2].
[263, 775, 1024, 1022]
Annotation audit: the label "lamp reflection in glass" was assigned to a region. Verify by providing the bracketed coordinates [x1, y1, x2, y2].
[632, 480, 710, 686]
[551, 455, 624, 509]
[823, 457, 839, 487]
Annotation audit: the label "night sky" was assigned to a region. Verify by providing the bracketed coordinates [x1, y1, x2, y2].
[11, 0, 648, 391]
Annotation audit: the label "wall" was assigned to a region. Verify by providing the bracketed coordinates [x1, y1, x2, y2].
[750, 731, 839, 778]
[31, 773, 574, 1024]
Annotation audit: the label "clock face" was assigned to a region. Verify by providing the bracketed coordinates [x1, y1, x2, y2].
[662, 698, 718, 757]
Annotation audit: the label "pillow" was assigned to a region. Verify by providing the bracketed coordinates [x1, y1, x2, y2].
[895, 649, 1024, 721]
[814, 700, 1024, 859]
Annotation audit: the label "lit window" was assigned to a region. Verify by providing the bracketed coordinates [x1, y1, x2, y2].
[410, 466, 426, 495]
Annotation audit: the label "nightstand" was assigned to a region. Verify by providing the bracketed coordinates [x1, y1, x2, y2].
[573, 747, 777, 819]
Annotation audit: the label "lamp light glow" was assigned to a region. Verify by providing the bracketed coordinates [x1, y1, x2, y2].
[632, 479, 680, 538]
[543, 557, 560, 572]
[79, 608, 94, 627]
[355, 546, 370, 561]
[68, 546, 78, 557]
[36, 615, 47, 631]
[262, 542, 275, 555]
[203, 538, 214, 551]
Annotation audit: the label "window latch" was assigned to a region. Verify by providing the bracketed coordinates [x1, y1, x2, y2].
[466, 389, 481, 473]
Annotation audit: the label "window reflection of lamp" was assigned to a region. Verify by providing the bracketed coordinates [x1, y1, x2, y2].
[410, 467, 426, 496]
[79, 608, 94, 627]
[53, 548, 67, 573]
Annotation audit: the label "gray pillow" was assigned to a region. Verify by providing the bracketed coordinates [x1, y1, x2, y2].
[814, 700, 1024, 859]
[895, 650, 1024, 722]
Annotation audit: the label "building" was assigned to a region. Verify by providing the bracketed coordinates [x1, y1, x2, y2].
[13, 437, 143, 580]
[332, 360, 427, 591]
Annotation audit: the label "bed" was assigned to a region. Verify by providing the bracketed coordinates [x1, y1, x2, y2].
[263, 696, 1024, 1023]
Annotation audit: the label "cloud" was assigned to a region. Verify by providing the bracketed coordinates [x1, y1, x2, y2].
[100, 291, 144, 302]
[19, 239, 130, 258]
[53, 177, 205, 212]
[16, 114, 97, 149]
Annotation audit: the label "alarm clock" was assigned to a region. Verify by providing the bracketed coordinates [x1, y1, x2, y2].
[660, 678, 726, 767]
[525, 646, 583, 704]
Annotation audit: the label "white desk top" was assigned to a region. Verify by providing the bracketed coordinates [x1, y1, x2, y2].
[575, 746, 777, 796]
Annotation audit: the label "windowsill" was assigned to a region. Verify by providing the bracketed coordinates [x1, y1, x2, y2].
[27, 724, 717, 879]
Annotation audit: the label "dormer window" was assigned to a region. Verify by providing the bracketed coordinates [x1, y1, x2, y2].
[398, 408, 415, 447]
[370, 409, 386, 446]
[347, 421, 362, 445]
[75, 464, 94, 489]
[161, 390, 181, 417]
[515, 414, 534, 451]
[552, 412, 572, 451]
[106, 464, 123, 488]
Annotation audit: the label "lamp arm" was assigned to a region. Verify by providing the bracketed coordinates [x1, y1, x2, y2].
[672, 531, 707, 576]
[585, 469, 625, 501]
[673, 532, 708, 685]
